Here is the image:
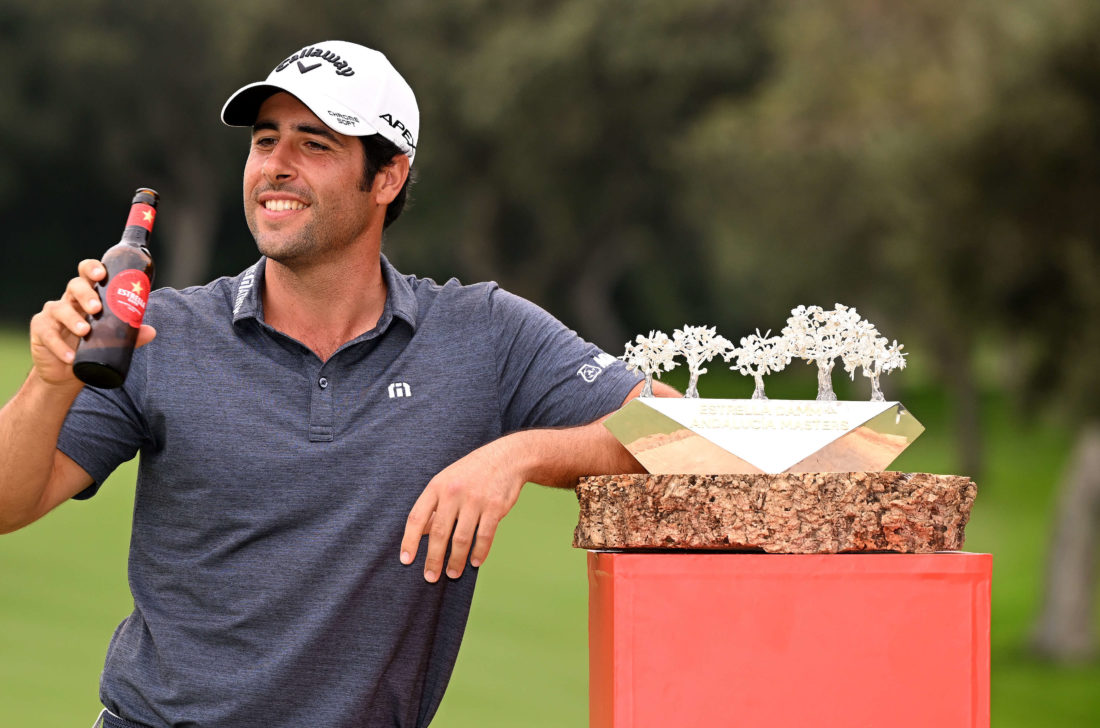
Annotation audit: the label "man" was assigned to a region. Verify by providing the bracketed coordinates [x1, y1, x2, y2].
[0, 40, 675, 727]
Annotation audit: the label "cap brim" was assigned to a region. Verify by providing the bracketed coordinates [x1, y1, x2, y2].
[220, 81, 386, 139]
[221, 83, 283, 127]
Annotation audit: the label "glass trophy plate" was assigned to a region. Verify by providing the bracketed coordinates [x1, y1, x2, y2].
[604, 398, 924, 474]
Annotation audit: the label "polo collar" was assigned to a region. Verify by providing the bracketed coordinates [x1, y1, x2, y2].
[379, 253, 419, 330]
[230, 258, 265, 323]
[231, 255, 419, 331]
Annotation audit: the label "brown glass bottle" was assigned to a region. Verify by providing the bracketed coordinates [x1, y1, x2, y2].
[73, 188, 158, 389]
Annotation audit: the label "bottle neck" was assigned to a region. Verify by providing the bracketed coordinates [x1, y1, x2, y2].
[120, 225, 152, 246]
[121, 201, 156, 246]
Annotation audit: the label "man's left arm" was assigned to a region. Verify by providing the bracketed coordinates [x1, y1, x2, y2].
[400, 380, 679, 582]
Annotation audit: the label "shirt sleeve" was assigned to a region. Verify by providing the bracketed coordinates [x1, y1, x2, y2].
[57, 348, 152, 499]
[489, 286, 641, 433]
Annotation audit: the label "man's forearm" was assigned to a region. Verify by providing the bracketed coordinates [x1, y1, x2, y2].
[1, 257, 131, 532]
[497, 415, 642, 489]
[497, 379, 678, 488]
[398, 412, 638, 582]
[0, 371, 84, 532]
[400, 379, 680, 581]
[500, 378, 679, 488]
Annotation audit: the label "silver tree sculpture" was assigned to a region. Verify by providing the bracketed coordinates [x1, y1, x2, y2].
[621, 330, 678, 397]
[729, 329, 791, 400]
[853, 337, 907, 401]
[839, 313, 908, 401]
[672, 325, 734, 398]
[783, 304, 864, 401]
[840, 317, 882, 392]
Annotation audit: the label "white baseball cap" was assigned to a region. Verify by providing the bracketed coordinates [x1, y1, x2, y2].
[221, 40, 419, 165]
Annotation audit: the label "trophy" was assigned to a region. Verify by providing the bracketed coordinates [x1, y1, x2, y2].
[578, 307, 984, 728]
[609, 305, 922, 475]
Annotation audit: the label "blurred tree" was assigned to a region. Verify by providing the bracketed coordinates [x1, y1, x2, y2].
[672, 0, 1100, 658]
[0, 0, 416, 298]
[674, 0, 1072, 477]
[952, 5, 1100, 660]
[0, 0, 774, 352]
[383, 0, 773, 349]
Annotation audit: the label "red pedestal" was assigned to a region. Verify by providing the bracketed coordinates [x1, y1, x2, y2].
[588, 552, 991, 728]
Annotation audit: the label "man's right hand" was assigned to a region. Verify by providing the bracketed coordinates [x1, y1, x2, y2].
[28, 259, 156, 385]
[0, 258, 148, 533]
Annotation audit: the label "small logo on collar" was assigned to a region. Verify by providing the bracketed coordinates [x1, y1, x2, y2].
[233, 263, 259, 316]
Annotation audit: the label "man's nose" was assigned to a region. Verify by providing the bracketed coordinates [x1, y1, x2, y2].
[262, 144, 297, 184]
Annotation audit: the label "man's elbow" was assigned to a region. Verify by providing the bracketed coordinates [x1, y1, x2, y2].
[618, 379, 683, 409]
[0, 507, 34, 535]
[0, 487, 56, 534]
[650, 381, 682, 398]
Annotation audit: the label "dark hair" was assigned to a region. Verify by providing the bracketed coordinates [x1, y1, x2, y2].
[358, 135, 414, 229]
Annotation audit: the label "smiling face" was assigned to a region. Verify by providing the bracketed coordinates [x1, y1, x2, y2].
[243, 92, 380, 267]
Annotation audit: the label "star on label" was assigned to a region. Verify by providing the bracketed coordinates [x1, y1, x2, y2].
[131, 281, 144, 294]
[142, 210, 154, 222]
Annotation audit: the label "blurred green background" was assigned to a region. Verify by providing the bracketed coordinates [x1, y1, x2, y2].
[2, 0, 1099, 725]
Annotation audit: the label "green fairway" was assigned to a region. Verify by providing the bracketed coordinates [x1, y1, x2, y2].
[1, 328, 1097, 726]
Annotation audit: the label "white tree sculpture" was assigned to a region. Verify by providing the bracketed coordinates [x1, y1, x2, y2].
[840, 317, 882, 383]
[782, 304, 864, 401]
[621, 330, 678, 397]
[728, 329, 792, 400]
[672, 325, 734, 398]
[844, 336, 907, 401]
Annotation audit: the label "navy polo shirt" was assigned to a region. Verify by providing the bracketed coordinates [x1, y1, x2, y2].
[57, 255, 640, 728]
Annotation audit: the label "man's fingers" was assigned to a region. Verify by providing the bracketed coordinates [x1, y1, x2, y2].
[77, 259, 107, 283]
[469, 515, 500, 569]
[445, 510, 480, 580]
[34, 302, 86, 359]
[46, 297, 92, 340]
[136, 325, 158, 348]
[31, 309, 78, 364]
[402, 443, 525, 583]
[400, 490, 438, 566]
[65, 274, 102, 316]
[422, 500, 460, 583]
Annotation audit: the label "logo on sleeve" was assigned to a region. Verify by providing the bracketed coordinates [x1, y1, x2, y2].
[577, 351, 618, 384]
[593, 352, 617, 368]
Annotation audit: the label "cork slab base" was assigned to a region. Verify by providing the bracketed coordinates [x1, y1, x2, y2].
[574, 471, 976, 553]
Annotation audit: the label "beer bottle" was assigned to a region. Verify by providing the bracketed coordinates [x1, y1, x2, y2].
[73, 188, 159, 389]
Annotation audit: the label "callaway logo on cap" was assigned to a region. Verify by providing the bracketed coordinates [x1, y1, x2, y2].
[221, 40, 419, 165]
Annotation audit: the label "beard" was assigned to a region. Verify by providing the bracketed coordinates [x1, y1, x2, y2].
[244, 190, 368, 267]
[248, 212, 326, 265]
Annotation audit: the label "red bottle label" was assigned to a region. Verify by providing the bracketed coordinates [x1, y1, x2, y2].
[106, 269, 152, 328]
[126, 203, 157, 232]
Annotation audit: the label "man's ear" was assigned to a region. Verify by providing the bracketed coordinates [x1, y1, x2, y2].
[373, 154, 410, 205]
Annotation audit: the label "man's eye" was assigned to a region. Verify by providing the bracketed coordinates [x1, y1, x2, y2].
[253, 136, 276, 148]
[306, 140, 329, 151]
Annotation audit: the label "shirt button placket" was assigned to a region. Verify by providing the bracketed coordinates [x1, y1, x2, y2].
[309, 371, 335, 442]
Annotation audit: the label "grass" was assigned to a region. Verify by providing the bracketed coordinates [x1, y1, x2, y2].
[1, 329, 1098, 726]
